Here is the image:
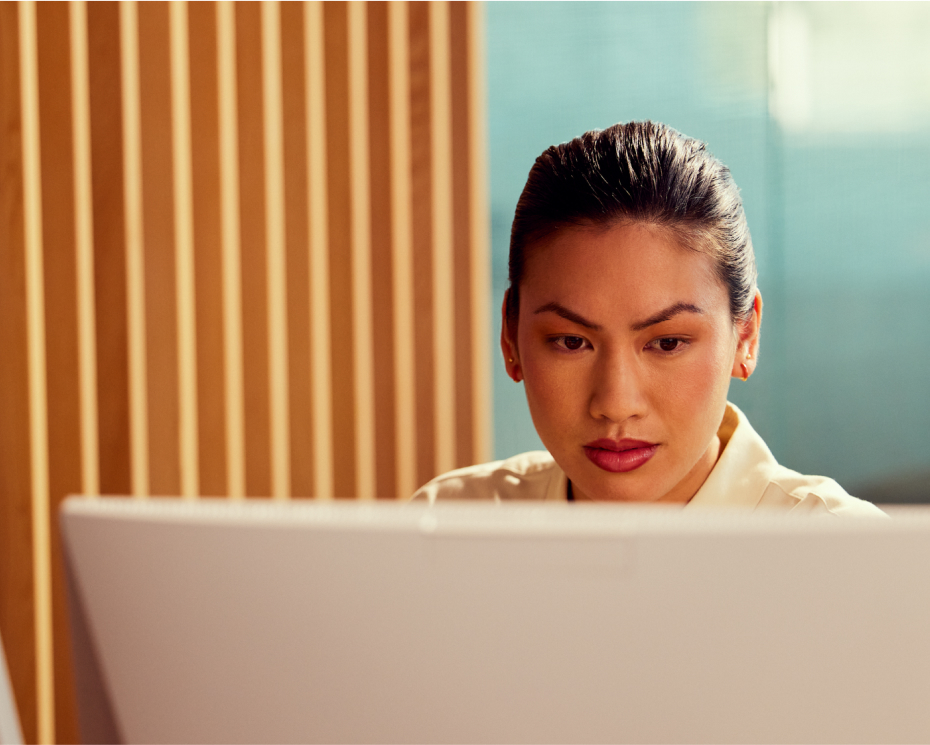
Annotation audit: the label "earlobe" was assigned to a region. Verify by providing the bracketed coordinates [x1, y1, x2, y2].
[732, 290, 762, 381]
[732, 353, 753, 381]
[503, 337, 523, 383]
[503, 347, 523, 382]
[744, 291, 762, 367]
[732, 358, 748, 381]
[500, 290, 523, 383]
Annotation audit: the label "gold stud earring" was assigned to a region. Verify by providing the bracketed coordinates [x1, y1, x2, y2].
[508, 358, 514, 363]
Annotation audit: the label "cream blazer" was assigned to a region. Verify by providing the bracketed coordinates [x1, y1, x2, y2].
[413, 402, 886, 516]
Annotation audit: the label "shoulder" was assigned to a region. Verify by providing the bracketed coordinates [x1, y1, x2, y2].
[691, 402, 886, 517]
[411, 451, 566, 503]
[760, 464, 888, 518]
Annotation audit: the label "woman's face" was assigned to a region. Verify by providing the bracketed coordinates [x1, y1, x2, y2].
[503, 222, 759, 503]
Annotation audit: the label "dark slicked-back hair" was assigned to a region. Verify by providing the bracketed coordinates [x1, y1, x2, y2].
[506, 121, 757, 326]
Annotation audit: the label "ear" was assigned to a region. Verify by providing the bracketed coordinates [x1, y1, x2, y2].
[731, 290, 762, 381]
[500, 290, 523, 382]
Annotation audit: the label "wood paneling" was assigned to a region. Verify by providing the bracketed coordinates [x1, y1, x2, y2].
[0, 2, 489, 739]
[388, 1, 417, 502]
[429, 2, 456, 478]
[121, 0, 149, 497]
[450, 2, 474, 469]
[20, 2, 54, 739]
[466, 2, 491, 466]
[348, 1, 375, 501]
[261, 0, 290, 500]
[138, 1, 181, 497]
[35, 4, 80, 741]
[305, 1, 334, 501]
[367, 4, 397, 500]
[0, 8, 38, 744]
[170, 1, 200, 499]
[87, 1, 131, 498]
[216, 0, 246, 500]
[188, 2, 227, 497]
[409, 3, 435, 489]
[235, 1, 271, 498]
[281, 2, 314, 499]
[324, 2, 356, 499]
[70, 0, 100, 500]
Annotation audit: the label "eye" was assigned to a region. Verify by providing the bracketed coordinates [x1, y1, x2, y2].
[552, 335, 590, 352]
[648, 337, 688, 354]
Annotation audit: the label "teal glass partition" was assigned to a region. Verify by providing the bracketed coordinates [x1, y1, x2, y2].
[487, 2, 930, 502]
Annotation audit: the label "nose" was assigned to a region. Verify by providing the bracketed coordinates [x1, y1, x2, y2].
[588, 347, 647, 423]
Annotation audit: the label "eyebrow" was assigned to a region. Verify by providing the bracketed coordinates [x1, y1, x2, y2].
[533, 300, 703, 332]
[533, 302, 602, 330]
[630, 302, 704, 331]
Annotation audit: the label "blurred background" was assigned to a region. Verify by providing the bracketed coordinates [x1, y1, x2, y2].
[3, 2, 930, 743]
[488, 2, 930, 505]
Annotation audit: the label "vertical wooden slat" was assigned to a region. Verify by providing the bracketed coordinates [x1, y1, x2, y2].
[236, 1, 272, 498]
[388, 0, 416, 500]
[429, 1, 456, 476]
[70, 0, 99, 499]
[261, 0, 290, 500]
[19, 2, 55, 740]
[120, 0, 149, 497]
[449, 1, 474, 468]
[189, 1, 227, 497]
[0, 4, 38, 740]
[467, 2, 491, 465]
[367, 3, 397, 499]
[88, 1, 131, 497]
[216, 0, 245, 499]
[138, 1, 179, 497]
[306, 0, 334, 500]
[281, 1, 314, 499]
[170, 0, 199, 499]
[348, 1, 375, 501]
[449, 1, 472, 468]
[408, 2, 435, 489]
[324, 2, 356, 499]
[35, 3, 81, 739]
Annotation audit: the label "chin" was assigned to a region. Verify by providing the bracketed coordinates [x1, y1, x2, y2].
[578, 470, 672, 503]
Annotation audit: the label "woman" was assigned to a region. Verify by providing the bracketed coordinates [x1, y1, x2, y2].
[415, 121, 882, 515]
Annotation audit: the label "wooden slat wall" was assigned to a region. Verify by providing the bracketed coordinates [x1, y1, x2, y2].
[0, 2, 490, 742]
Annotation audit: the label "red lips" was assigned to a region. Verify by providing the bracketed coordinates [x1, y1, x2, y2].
[583, 438, 658, 473]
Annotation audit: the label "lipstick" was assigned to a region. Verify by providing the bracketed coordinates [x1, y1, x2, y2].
[583, 438, 657, 473]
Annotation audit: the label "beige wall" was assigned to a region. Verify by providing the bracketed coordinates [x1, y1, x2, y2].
[0, 1, 490, 741]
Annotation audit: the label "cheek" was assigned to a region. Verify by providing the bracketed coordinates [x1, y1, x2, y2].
[520, 349, 588, 423]
[523, 357, 573, 408]
[659, 336, 734, 416]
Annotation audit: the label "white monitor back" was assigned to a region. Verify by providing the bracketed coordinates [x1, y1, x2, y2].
[61, 498, 927, 744]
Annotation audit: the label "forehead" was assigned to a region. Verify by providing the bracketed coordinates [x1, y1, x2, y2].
[520, 222, 728, 318]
